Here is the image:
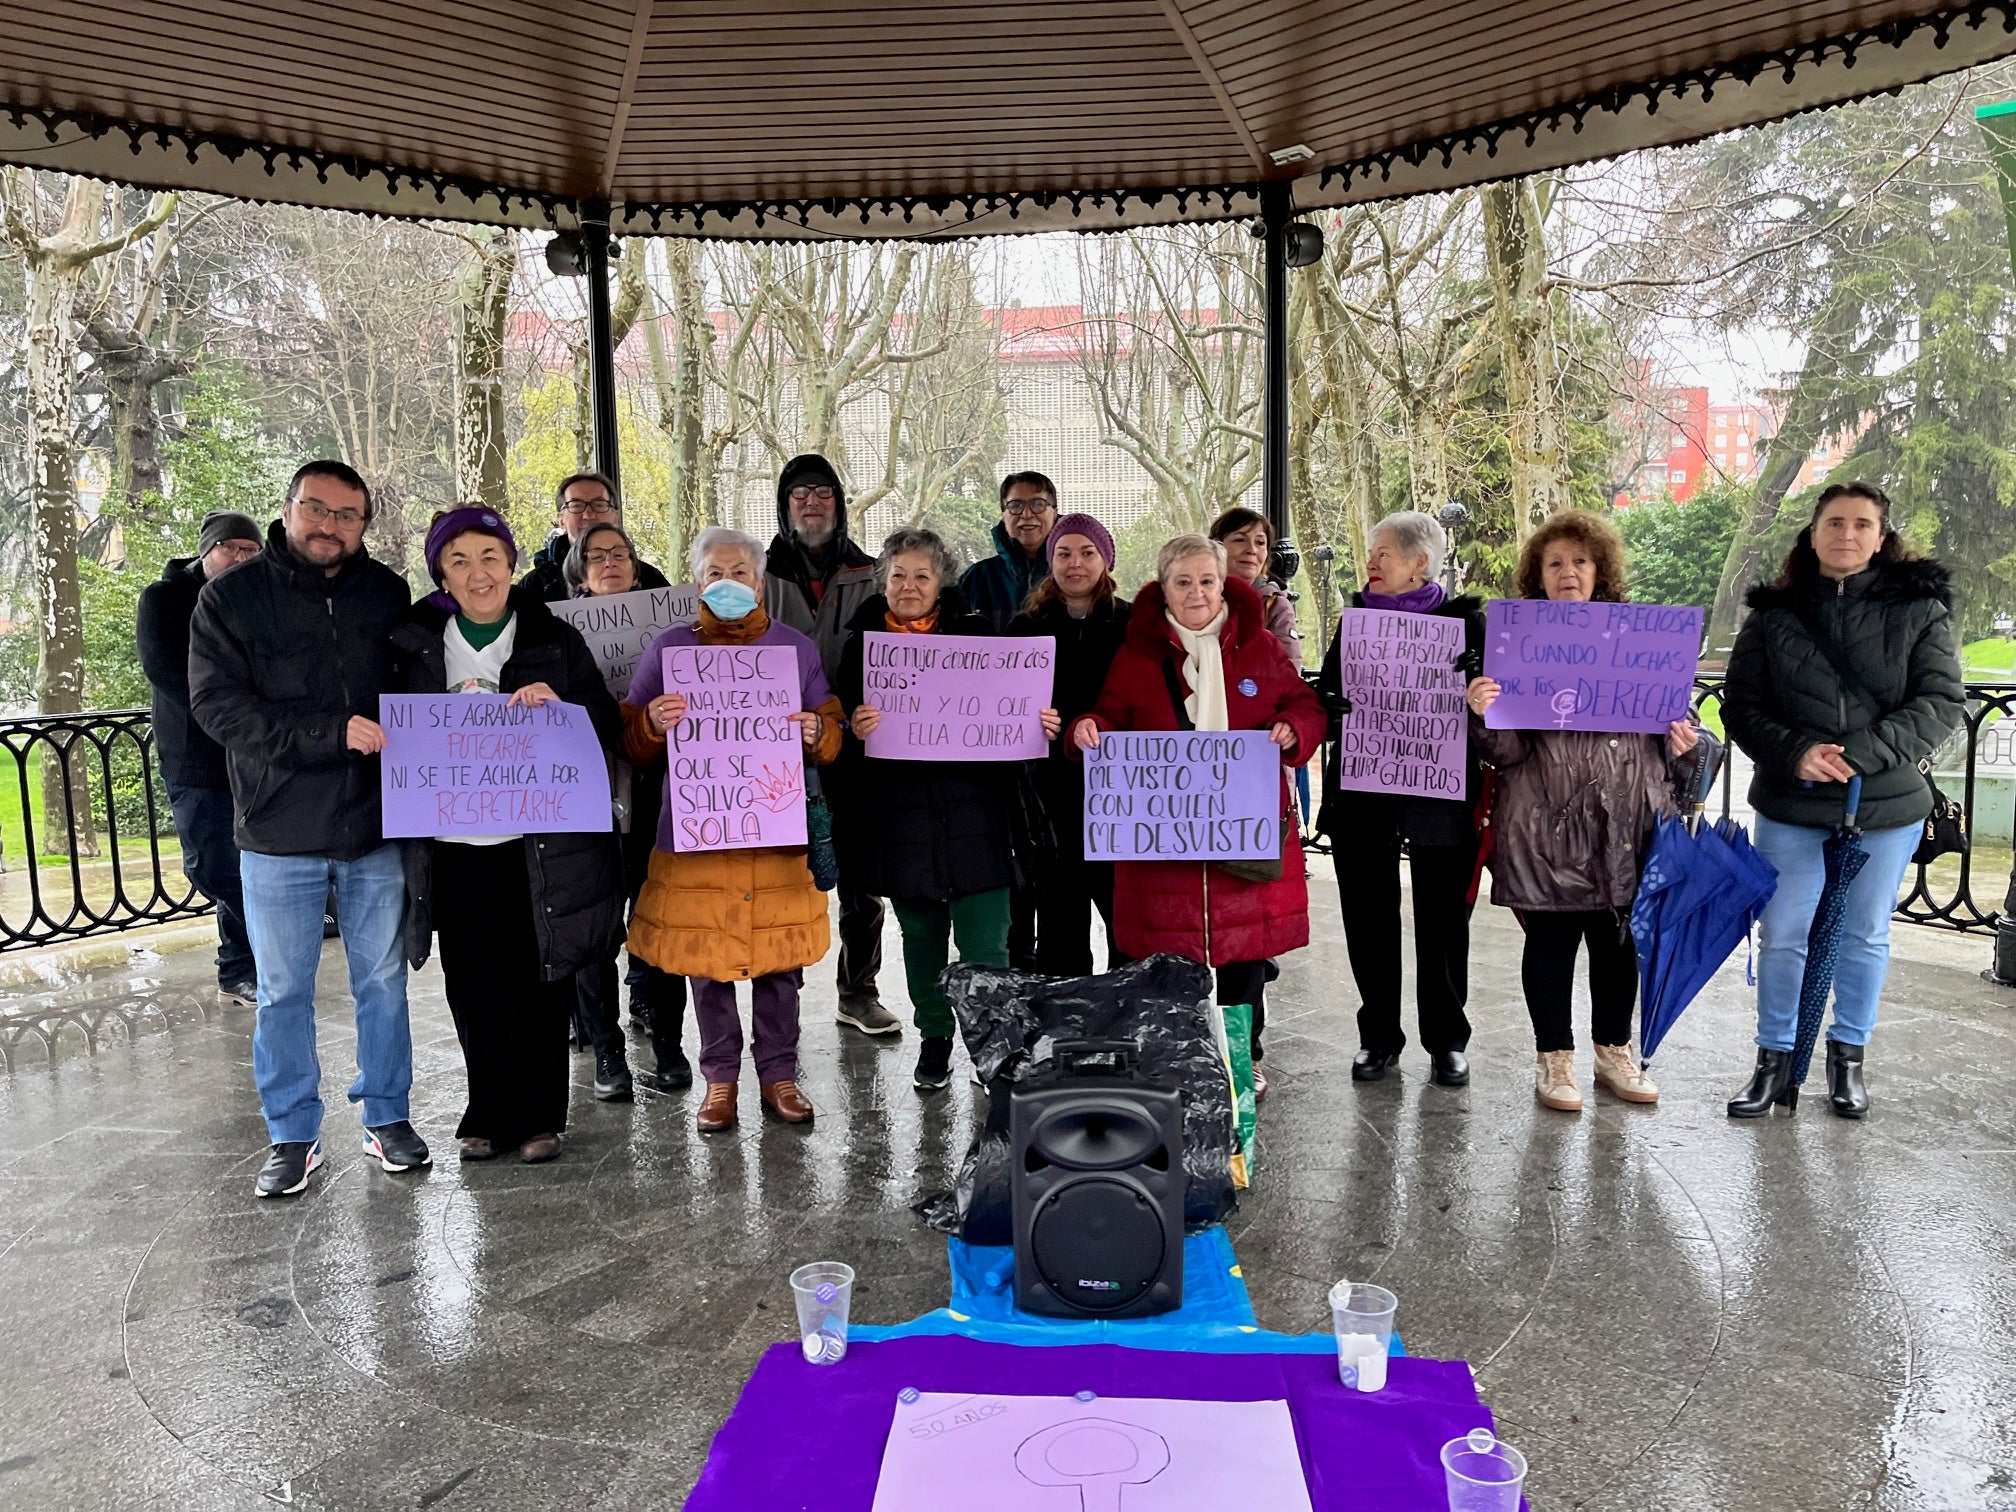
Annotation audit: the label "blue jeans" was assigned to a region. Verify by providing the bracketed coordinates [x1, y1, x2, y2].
[166, 782, 254, 986]
[241, 844, 411, 1143]
[1752, 816, 1919, 1051]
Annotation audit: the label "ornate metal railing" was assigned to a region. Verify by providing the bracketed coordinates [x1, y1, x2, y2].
[1689, 676, 2013, 934]
[0, 708, 213, 951]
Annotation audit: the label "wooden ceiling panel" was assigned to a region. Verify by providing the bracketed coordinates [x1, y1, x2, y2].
[0, 0, 2007, 235]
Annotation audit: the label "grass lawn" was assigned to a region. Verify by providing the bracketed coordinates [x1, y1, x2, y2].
[1963, 637, 2015, 678]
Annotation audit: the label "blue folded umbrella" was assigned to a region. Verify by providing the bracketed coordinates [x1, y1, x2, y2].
[1789, 776, 1868, 1089]
[1631, 811, 1778, 1063]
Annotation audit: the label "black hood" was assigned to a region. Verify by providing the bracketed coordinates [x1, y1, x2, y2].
[1745, 556, 1953, 612]
[158, 553, 201, 585]
[775, 453, 851, 547]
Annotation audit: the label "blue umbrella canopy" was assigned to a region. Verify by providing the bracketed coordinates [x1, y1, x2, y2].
[1789, 777, 1869, 1088]
[1631, 814, 1779, 1064]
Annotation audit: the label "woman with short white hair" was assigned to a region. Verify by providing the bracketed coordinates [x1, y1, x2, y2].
[1315, 510, 1487, 1090]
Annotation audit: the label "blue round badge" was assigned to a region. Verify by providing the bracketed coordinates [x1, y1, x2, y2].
[1074, 1390, 1097, 1403]
[1238, 678, 1259, 697]
[899, 1386, 921, 1405]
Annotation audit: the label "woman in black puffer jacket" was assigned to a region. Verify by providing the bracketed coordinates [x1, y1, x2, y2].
[1722, 482, 1964, 1120]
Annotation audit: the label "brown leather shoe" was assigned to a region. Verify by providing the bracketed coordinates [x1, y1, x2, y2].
[696, 1081, 738, 1133]
[759, 1079, 815, 1124]
[518, 1133, 562, 1163]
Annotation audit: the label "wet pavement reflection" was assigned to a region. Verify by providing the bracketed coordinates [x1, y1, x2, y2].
[1, 862, 2013, 1509]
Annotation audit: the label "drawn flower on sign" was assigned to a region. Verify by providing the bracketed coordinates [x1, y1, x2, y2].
[751, 762, 803, 813]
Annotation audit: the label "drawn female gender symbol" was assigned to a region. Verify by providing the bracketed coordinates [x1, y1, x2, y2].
[1014, 1418, 1171, 1512]
[1549, 687, 1583, 730]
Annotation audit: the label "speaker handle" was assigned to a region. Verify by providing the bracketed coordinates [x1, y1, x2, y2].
[1053, 1039, 1139, 1078]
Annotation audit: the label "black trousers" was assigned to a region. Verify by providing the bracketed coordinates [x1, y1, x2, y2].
[1215, 958, 1269, 1062]
[830, 819, 886, 999]
[1518, 907, 1638, 1052]
[1338, 832, 1477, 1057]
[1008, 878, 1041, 972]
[643, 966, 690, 1073]
[434, 841, 574, 1147]
[1031, 857, 1121, 978]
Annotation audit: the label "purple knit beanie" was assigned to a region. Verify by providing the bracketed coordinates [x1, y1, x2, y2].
[423, 506, 518, 610]
[1047, 513, 1116, 572]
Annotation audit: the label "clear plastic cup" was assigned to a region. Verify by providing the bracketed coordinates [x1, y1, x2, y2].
[1441, 1428, 1528, 1511]
[1327, 1280, 1397, 1392]
[789, 1261, 855, 1365]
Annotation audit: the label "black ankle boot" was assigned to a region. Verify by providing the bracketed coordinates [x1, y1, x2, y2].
[1826, 1040, 1868, 1119]
[1727, 1048, 1798, 1118]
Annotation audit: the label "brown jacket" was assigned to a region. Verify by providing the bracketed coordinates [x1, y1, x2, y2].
[621, 605, 844, 982]
[1474, 720, 1709, 913]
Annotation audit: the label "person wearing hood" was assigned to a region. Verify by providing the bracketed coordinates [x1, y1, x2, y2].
[188, 461, 423, 1199]
[1721, 482, 1963, 1119]
[389, 508, 625, 1164]
[838, 528, 1055, 1092]
[518, 471, 672, 603]
[622, 527, 844, 1132]
[1315, 510, 1486, 1091]
[762, 453, 897, 1036]
[960, 471, 1059, 631]
[137, 510, 264, 1006]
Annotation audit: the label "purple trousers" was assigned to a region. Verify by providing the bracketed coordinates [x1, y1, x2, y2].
[690, 969, 804, 1084]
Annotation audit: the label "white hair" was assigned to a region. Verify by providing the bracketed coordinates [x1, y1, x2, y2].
[1156, 533, 1226, 585]
[1369, 510, 1446, 583]
[689, 525, 766, 582]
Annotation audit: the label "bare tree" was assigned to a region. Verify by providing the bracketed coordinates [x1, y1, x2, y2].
[1481, 177, 1574, 534]
[449, 224, 517, 509]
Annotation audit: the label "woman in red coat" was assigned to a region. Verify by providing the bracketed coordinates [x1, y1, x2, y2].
[1072, 534, 1326, 1095]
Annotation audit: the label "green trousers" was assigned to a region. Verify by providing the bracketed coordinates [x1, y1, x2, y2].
[890, 888, 1011, 1037]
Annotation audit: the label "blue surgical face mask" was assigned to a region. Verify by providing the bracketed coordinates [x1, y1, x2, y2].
[701, 578, 759, 621]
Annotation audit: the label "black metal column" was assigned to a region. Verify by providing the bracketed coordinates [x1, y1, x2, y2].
[581, 201, 622, 496]
[1260, 181, 1292, 544]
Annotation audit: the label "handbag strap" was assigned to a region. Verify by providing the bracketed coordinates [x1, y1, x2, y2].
[1160, 656, 1196, 732]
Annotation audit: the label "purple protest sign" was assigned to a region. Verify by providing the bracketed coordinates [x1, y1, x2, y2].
[1084, 731, 1280, 861]
[662, 644, 808, 852]
[378, 694, 612, 838]
[1484, 599, 1703, 734]
[861, 633, 1053, 761]
[1329, 608, 1468, 799]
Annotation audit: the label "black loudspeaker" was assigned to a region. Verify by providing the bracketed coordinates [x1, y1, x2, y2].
[1011, 1039, 1184, 1319]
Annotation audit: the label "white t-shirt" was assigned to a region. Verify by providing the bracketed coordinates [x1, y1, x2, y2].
[443, 613, 519, 847]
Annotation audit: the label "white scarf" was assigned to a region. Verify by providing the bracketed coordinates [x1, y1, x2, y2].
[1165, 605, 1230, 731]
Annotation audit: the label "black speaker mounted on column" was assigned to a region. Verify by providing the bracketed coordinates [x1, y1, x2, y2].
[1010, 1039, 1184, 1319]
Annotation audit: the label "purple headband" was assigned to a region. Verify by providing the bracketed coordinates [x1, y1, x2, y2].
[1047, 512, 1116, 572]
[424, 506, 517, 611]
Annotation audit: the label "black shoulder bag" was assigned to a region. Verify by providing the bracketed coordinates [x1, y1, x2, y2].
[1782, 601, 1966, 864]
[1159, 657, 1287, 883]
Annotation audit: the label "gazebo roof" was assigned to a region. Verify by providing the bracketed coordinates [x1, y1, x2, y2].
[5, 0, 2014, 237]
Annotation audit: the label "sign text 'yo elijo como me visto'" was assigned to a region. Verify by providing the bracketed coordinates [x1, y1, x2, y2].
[660, 643, 807, 853]
[1328, 609, 1469, 799]
[861, 633, 1054, 761]
[1084, 731, 1282, 861]
[377, 694, 613, 838]
[1482, 599, 1704, 735]
[549, 583, 700, 700]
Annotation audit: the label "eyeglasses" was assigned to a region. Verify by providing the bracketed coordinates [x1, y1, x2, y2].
[560, 498, 617, 517]
[788, 485, 836, 504]
[1003, 499, 1055, 517]
[294, 498, 368, 528]
[584, 548, 633, 568]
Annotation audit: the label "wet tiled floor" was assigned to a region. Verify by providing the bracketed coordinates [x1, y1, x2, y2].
[2, 861, 2014, 1510]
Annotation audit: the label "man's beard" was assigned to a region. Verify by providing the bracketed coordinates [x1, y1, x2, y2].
[795, 521, 836, 550]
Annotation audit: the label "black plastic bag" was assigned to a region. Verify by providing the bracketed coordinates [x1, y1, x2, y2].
[915, 953, 1237, 1243]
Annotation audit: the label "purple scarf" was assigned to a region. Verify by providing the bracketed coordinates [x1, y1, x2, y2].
[1361, 580, 1447, 614]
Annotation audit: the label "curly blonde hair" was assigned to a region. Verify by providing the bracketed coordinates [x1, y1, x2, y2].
[1514, 510, 1628, 602]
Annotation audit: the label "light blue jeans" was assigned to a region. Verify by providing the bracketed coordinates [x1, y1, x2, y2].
[241, 843, 411, 1144]
[1752, 815, 1920, 1051]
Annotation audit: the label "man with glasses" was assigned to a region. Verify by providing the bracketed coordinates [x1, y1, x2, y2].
[189, 461, 423, 1199]
[138, 511, 264, 1008]
[761, 453, 896, 1035]
[960, 472, 1060, 630]
[520, 471, 672, 602]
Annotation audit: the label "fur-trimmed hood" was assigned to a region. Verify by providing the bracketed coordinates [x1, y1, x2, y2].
[1125, 573, 1269, 657]
[1745, 556, 1953, 613]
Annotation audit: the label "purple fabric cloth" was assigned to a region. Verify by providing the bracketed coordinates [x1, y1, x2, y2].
[1361, 580, 1448, 614]
[691, 968, 803, 1082]
[625, 616, 834, 855]
[686, 1335, 1505, 1512]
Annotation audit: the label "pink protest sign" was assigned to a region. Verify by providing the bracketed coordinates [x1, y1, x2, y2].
[1483, 598, 1702, 733]
[378, 694, 612, 837]
[661, 643, 807, 852]
[1329, 608, 1468, 799]
[861, 632, 1053, 761]
[1083, 731, 1281, 861]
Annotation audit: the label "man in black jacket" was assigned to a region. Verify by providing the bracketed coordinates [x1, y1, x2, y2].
[518, 471, 673, 602]
[762, 453, 898, 1036]
[189, 461, 426, 1199]
[137, 511, 263, 1005]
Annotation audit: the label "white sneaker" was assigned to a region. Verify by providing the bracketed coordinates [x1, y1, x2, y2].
[1535, 1050, 1582, 1112]
[1593, 1044, 1660, 1103]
